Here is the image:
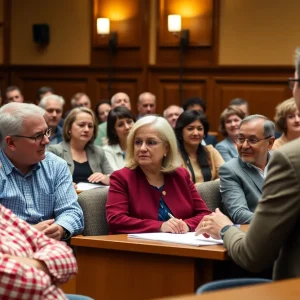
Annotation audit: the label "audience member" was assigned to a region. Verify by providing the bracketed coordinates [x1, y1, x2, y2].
[0, 204, 78, 299]
[182, 97, 218, 146]
[174, 110, 224, 184]
[195, 48, 300, 280]
[39, 94, 65, 146]
[5, 86, 24, 103]
[48, 107, 113, 186]
[94, 100, 111, 123]
[103, 107, 135, 171]
[229, 98, 249, 116]
[137, 92, 156, 118]
[37, 86, 54, 105]
[220, 115, 275, 224]
[163, 105, 183, 128]
[0, 102, 83, 240]
[273, 97, 300, 150]
[72, 92, 91, 108]
[94, 92, 131, 146]
[215, 106, 245, 161]
[106, 115, 211, 234]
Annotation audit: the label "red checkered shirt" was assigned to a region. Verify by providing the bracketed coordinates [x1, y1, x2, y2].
[0, 205, 78, 299]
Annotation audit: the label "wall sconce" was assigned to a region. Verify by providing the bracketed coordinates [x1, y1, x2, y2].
[168, 15, 189, 49]
[97, 18, 118, 51]
[167, 15, 189, 103]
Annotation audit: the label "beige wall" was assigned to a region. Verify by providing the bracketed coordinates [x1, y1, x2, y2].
[11, 0, 90, 65]
[219, 0, 300, 65]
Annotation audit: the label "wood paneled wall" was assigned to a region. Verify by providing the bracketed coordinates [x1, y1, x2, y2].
[5, 65, 294, 132]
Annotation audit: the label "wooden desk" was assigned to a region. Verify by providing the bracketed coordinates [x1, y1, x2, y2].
[71, 234, 229, 300]
[156, 278, 300, 300]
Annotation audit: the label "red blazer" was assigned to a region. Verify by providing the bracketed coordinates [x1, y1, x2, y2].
[106, 167, 211, 234]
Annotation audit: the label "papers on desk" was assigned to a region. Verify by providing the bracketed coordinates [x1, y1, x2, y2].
[128, 232, 223, 246]
[76, 182, 108, 191]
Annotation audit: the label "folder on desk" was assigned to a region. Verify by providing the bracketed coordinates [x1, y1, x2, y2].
[128, 232, 223, 246]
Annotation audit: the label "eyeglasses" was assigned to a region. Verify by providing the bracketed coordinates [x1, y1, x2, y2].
[12, 128, 52, 143]
[288, 78, 300, 90]
[134, 139, 163, 148]
[235, 135, 272, 145]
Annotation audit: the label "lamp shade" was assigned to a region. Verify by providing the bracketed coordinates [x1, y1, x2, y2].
[168, 15, 181, 32]
[97, 18, 110, 35]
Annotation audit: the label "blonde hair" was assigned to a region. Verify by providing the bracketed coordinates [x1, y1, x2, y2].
[274, 98, 298, 133]
[125, 115, 181, 173]
[63, 107, 98, 143]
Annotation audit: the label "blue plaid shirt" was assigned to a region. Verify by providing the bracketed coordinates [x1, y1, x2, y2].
[0, 150, 84, 237]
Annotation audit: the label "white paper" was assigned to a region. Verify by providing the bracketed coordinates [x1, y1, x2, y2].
[127, 232, 223, 246]
[76, 182, 108, 191]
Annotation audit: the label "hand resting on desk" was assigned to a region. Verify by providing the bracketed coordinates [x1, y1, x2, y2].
[195, 208, 233, 239]
[160, 218, 190, 234]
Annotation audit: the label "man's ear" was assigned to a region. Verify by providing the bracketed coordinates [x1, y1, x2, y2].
[268, 136, 275, 150]
[5, 136, 17, 151]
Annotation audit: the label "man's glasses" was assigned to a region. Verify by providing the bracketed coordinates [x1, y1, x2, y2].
[288, 78, 300, 90]
[134, 139, 163, 148]
[235, 136, 272, 145]
[12, 128, 52, 143]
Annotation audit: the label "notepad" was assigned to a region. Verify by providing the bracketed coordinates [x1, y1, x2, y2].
[76, 182, 108, 191]
[128, 232, 223, 246]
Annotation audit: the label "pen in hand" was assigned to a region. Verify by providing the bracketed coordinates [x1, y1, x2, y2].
[168, 212, 175, 219]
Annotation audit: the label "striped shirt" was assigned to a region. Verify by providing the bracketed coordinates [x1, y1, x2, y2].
[0, 150, 84, 237]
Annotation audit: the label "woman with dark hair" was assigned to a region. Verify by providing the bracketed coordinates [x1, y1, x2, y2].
[94, 100, 111, 124]
[174, 110, 224, 184]
[103, 106, 136, 171]
[215, 106, 245, 161]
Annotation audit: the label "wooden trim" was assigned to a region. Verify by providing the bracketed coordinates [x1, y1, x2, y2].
[3, 0, 11, 65]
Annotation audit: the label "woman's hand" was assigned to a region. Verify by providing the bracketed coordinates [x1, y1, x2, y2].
[88, 172, 110, 185]
[160, 218, 189, 234]
[72, 182, 78, 189]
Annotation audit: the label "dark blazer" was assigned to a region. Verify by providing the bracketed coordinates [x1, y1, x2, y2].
[215, 137, 238, 162]
[219, 157, 264, 224]
[106, 167, 211, 234]
[224, 138, 300, 280]
[204, 134, 218, 147]
[48, 141, 113, 175]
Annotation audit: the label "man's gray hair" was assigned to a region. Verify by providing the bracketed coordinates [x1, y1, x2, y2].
[163, 105, 184, 118]
[110, 92, 130, 106]
[0, 103, 45, 148]
[39, 94, 65, 108]
[240, 114, 275, 137]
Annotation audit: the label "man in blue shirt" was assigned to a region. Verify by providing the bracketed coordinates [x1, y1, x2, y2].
[0, 102, 84, 240]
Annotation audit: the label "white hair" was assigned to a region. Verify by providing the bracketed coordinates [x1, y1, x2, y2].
[111, 92, 130, 106]
[39, 94, 65, 108]
[163, 105, 183, 118]
[125, 115, 181, 173]
[0, 103, 45, 148]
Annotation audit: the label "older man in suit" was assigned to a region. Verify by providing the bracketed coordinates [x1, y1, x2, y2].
[196, 47, 300, 280]
[220, 115, 275, 224]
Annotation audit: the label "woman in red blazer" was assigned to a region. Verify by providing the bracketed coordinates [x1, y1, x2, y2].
[106, 115, 211, 234]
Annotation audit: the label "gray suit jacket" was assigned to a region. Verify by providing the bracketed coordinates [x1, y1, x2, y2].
[220, 157, 264, 224]
[48, 141, 113, 175]
[223, 138, 300, 280]
[215, 137, 238, 162]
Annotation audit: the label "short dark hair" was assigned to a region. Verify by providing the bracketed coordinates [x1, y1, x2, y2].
[182, 97, 207, 113]
[37, 86, 54, 101]
[5, 86, 22, 97]
[107, 106, 136, 145]
[94, 100, 111, 123]
[229, 98, 248, 107]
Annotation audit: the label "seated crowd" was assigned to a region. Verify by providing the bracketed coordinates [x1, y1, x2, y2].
[1, 49, 300, 298]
